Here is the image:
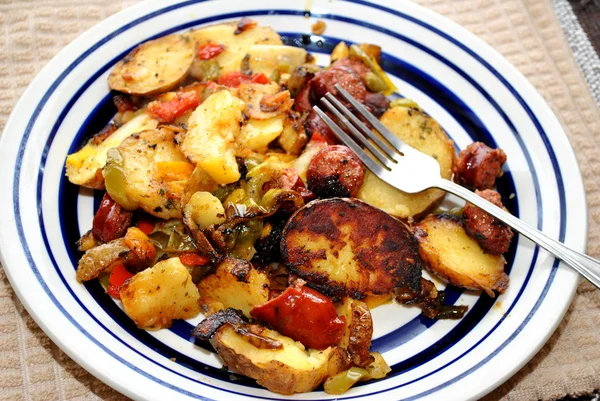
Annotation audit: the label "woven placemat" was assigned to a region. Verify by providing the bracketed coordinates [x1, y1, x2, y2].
[0, 0, 599, 400]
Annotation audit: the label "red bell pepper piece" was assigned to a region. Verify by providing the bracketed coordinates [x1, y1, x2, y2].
[250, 284, 346, 350]
[197, 43, 225, 60]
[136, 219, 155, 235]
[251, 73, 269, 84]
[146, 90, 200, 123]
[179, 252, 209, 266]
[218, 72, 270, 88]
[106, 262, 134, 299]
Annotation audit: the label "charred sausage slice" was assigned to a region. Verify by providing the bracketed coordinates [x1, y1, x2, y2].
[453, 142, 507, 190]
[463, 189, 514, 255]
[307, 145, 365, 198]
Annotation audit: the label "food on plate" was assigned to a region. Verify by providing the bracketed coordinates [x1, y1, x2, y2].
[120, 257, 201, 329]
[65, 19, 515, 395]
[453, 141, 507, 190]
[307, 145, 365, 198]
[197, 257, 270, 317]
[463, 189, 514, 254]
[414, 214, 509, 297]
[65, 113, 158, 189]
[251, 281, 346, 350]
[336, 298, 374, 367]
[193, 308, 350, 395]
[108, 34, 195, 96]
[281, 198, 422, 299]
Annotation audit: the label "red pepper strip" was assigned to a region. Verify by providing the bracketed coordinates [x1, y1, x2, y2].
[179, 252, 209, 266]
[146, 90, 200, 123]
[251, 73, 269, 84]
[136, 219, 155, 235]
[250, 285, 346, 350]
[218, 72, 270, 88]
[106, 262, 134, 299]
[217, 72, 247, 88]
[197, 43, 225, 60]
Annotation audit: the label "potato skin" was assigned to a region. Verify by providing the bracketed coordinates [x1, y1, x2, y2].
[210, 325, 349, 395]
[337, 299, 374, 367]
[414, 214, 508, 297]
[281, 198, 423, 299]
[108, 34, 194, 96]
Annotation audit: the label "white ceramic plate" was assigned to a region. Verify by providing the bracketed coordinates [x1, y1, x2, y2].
[0, 0, 586, 400]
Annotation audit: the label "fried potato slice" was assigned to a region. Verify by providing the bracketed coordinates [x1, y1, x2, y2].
[113, 128, 191, 219]
[108, 34, 195, 96]
[120, 257, 201, 329]
[197, 258, 270, 317]
[211, 324, 349, 395]
[414, 214, 508, 297]
[357, 106, 455, 218]
[65, 113, 158, 189]
[189, 22, 282, 76]
[281, 198, 423, 299]
[180, 90, 245, 185]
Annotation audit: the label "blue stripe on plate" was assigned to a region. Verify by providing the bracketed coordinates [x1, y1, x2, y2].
[12, 1, 566, 399]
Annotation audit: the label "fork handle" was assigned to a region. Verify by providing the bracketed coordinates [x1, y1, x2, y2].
[437, 179, 600, 289]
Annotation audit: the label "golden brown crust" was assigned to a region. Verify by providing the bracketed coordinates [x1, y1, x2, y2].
[281, 198, 422, 299]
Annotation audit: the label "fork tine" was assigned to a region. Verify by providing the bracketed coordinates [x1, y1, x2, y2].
[335, 84, 408, 154]
[320, 97, 395, 168]
[324, 93, 398, 160]
[313, 106, 389, 175]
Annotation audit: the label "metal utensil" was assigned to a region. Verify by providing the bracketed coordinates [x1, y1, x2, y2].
[313, 83, 600, 289]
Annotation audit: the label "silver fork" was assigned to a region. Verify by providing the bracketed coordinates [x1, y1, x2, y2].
[313, 84, 600, 290]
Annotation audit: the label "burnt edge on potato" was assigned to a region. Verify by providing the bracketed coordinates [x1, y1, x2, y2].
[192, 308, 246, 341]
[280, 198, 423, 300]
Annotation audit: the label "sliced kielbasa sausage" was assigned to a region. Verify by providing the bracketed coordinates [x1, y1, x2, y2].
[453, 142, 507, 190]
[307, 145, 365, 198]
[463, 189, 514, 255]
[92, 193, 133, 243]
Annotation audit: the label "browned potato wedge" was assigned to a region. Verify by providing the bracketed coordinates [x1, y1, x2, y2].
[357, 106, 455, 218]
[336, 299, 374, 367]
[210, 324, 349, 395]
[120, 257, 201, 329]
[414, 214, 508, 297]
[108, 34, 195, 96]
[180, 89, 245, 185]
[281, 198, 423, 299]
[65, 113, 158, 189]
[197, 258, 270, 317]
